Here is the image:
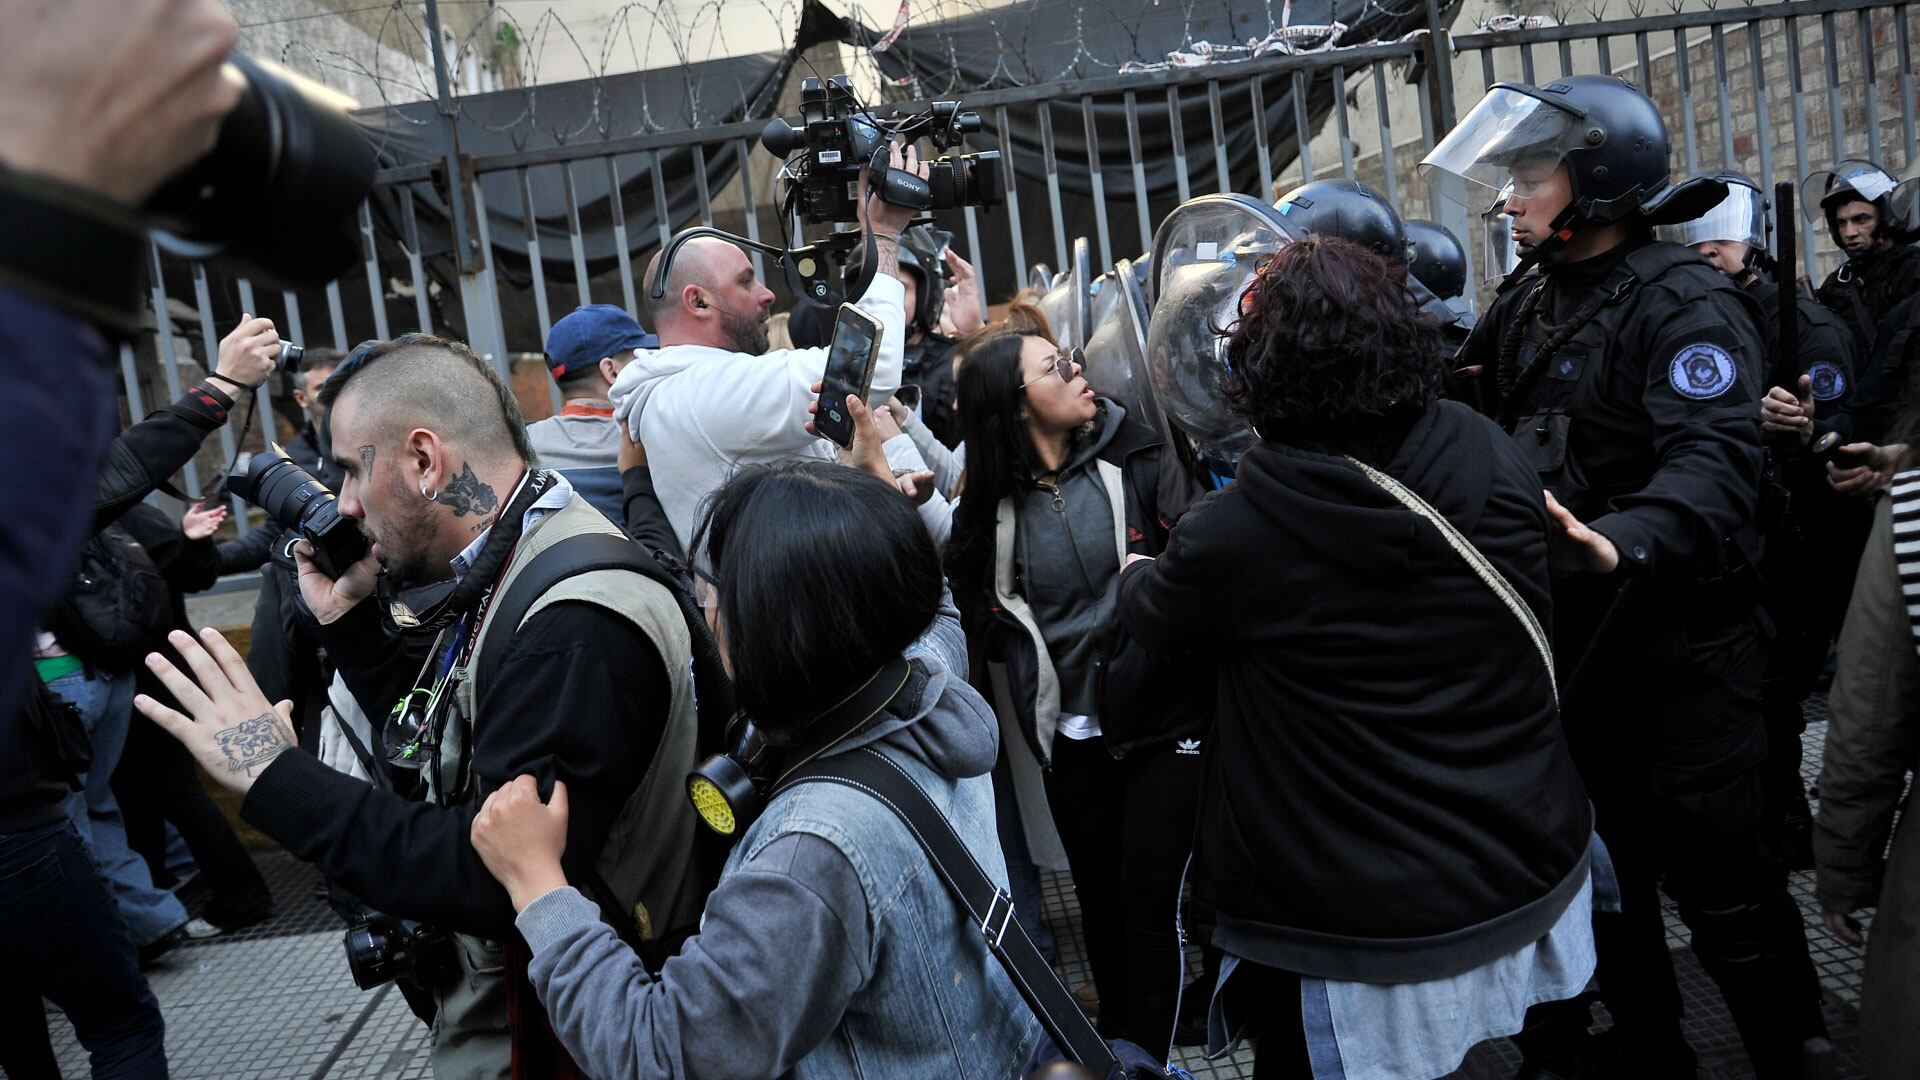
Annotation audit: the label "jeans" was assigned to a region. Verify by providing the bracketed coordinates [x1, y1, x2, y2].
[49, 668, 188, 946]
[0, 818, 168, 1078]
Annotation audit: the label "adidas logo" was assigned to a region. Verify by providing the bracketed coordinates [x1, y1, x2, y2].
[1175, 739, 1201, 755]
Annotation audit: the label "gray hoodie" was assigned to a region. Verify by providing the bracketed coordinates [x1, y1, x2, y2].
[515, 592, 1045, 1078]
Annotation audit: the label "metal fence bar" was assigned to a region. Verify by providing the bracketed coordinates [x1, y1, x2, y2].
[1037, 103, 1068, 270]
[465, 172, 512, 378]
[1862, 9, 1885, 165]
[1597, 35, 1614, 77]
[147, 242, 201, 497]
[692, 146, 715, 227]
[1520, 41, 1537, 84]
[1166, 87, 1192, 204]
[1750, 21, 1777, 242]
[994, 105, 1030, 287]
[280, 289, 307, 362]
[189, 262, 243, 529]
[1124, 91, 1153, 254]
[234, 278, 274, 457]
[1558, 38, 1574, 78]
[1787, 16, 1822, 282]
[1675, 28, 1700, 176]
[1633, 31, 1653, 93]
[600, 161, 635, 320]
[1206, 81, 1231, 192]
[1291, 70, 1315, 183]
[734, 141, 767, 287]
[119, 342, 145, 424]
[1899, 5, 1918, 170]
[518, 169, 554, 342]
[400, 192, 433, 332]
[1451, 0, 1887, 49]
[1825, 11, 1847, 165]
[1249, 78, 1275, 204]
[1082, 96, 1114, 271]
[959, 126, 988, 307]
[324, 282, 348, 351]
[358, 203, 391, 341]
[1479, 49, 1495, 94]
[561, 162, 593, 303]
[649, 149, 673, 251]
[1712, 25, 1737, 169]
[1333, 66, 1356, 179]
[1371, 62, 1399, 215]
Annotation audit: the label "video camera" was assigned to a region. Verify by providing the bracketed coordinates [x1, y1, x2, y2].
[761, 75, 1003, 226]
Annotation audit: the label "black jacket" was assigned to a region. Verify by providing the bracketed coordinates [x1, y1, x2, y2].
[1118, 400, 1591, 982]
[1818, 243, 1920, 360]
[1, 381, 237, 832]
[945, 407, 1201, 762]
[241, 594, 672, 940]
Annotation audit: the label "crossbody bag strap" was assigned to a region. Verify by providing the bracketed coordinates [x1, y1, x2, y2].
[1344, 457, 1558, 704]
[781, 747, 1123, 1078]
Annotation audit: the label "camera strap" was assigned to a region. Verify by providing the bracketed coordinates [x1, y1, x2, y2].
[780, 746, 1127, 1079]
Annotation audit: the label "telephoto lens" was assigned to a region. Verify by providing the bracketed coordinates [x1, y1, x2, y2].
[228, 444, 368, 577]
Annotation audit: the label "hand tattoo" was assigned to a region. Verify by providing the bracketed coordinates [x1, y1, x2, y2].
[215, 714, 294, 777]
[434, 462, 498, 518]
[358, 444, 376, 475]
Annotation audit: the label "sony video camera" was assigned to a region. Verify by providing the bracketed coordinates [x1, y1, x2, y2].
[227, 444, 367, 577]
[761, 75, 1003, 225]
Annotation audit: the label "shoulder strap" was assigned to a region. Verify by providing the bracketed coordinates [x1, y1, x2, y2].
[1344, 457, 1558, 703]
[1497, 256, 1644, 424]
[782, 747, 1124, 1079]
[476, 532, 659, 686]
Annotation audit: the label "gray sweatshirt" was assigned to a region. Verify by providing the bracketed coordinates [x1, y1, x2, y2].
[515, 594, 1029, 1078]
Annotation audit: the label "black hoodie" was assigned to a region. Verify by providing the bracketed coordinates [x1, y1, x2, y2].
[1118, 399, 1590, 983]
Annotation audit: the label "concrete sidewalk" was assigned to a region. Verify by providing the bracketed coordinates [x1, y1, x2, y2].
[34, 706, 1873, 1079]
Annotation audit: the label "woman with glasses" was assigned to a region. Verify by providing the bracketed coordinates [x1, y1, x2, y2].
[944, 319, 1204, 1054]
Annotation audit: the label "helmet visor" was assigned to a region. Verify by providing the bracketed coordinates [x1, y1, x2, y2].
[1479, 186, 1523, 282]
[1655, 182, 1766, 248]
[1420, 87, 1581, 203]
[1804, 159, 1901, 220]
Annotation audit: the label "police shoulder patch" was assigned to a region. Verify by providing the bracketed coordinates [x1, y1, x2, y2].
[1668, 342, 1738, 400]
[1807, 360, 1848, 402]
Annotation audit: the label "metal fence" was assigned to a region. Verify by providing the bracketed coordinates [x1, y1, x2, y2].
[137, 0, 1915, 559]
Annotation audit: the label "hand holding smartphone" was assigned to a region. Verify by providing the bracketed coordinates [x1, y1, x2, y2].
[813, 303, 883, 449]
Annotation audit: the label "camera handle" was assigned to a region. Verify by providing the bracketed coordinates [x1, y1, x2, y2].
[646, 226, 880, 312]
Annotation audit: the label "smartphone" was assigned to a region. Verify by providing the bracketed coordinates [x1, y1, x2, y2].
[814, 303, 883, 449]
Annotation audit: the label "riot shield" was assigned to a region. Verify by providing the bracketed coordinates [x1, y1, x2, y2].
[1145, 194, 1300, 458]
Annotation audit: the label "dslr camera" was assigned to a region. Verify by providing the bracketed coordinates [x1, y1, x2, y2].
[761, 74, 1003, 225]
[227, 444, 367, 577]
[343, 913, 455, 991]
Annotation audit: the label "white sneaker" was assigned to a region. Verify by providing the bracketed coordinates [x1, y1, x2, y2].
[182, 917, 225, 940]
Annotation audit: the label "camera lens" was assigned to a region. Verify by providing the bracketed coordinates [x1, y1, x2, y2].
[228, 444, 368, 576]
[278, 342, 304, 370]
[144, 54, 377, 288]
[343, 923, 395, 990]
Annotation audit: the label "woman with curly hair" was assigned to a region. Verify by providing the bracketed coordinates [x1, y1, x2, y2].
[1117, 236, 1600, 1078]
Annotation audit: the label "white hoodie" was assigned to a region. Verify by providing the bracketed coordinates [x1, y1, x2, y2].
[609, 274, 906, 556]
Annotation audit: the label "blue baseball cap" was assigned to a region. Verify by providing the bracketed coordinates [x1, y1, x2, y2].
[544, 304, 658, 379]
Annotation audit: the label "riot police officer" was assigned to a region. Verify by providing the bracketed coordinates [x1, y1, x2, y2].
[1661, 172, 1863, 869]
[1427, 76, 1830, 1078]
[1272, 179, 1477, 377]
[1810, 159, 1920, 358]
[1405, 218, 1471, 304]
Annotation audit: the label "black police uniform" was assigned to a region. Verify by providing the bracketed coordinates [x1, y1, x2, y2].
[1462, 235, 1828, 1074]
[901, 334, 961, 449]
[1817, 242, 1920, 359]
[1746, 271, 1862, 868]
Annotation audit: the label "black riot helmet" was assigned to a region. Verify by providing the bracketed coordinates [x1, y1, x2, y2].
[1804, 160, 1920, 248]
[1423, 75, 1724, 273]
[1272, 179, 1408, 262]
[1403, 220, 1468, 300]
[844, 237, 945, 335]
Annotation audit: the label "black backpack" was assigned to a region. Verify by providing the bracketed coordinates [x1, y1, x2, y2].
[46, 524, 175, 673]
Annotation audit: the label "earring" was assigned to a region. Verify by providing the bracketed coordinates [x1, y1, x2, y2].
[422, 484, 435, 500]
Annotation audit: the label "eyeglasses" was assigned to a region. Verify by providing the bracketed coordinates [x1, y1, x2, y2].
[1020, 347, 1083, 389]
